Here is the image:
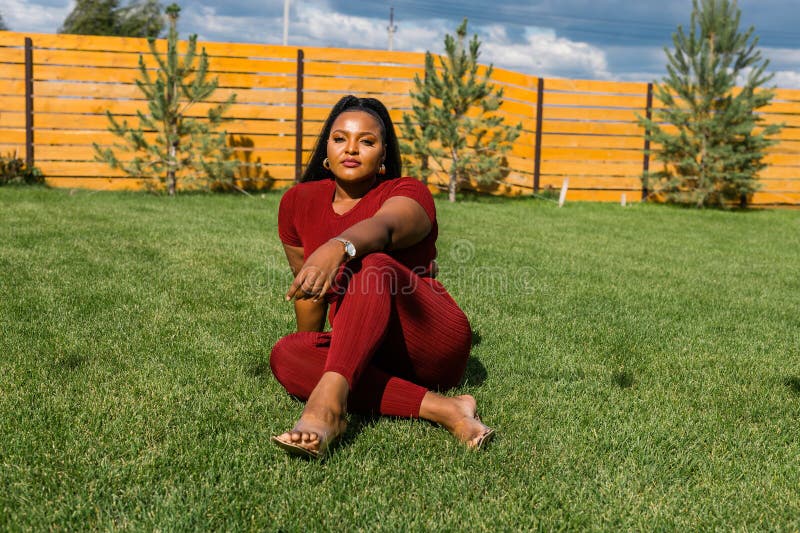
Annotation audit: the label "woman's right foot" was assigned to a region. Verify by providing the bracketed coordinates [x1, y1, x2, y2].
[272, 372, 349, 458]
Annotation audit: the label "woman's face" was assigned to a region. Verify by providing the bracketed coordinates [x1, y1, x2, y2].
[326, 110, 385, 183]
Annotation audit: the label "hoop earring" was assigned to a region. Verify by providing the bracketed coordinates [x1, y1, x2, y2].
[379, 164, 386, 176]
[323, 158, 331, 170]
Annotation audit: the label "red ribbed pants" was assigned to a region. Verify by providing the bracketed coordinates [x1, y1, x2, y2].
[270, 253, 472, 418]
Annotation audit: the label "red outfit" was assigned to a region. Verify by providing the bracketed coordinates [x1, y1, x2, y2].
[270, 177, 472, 418]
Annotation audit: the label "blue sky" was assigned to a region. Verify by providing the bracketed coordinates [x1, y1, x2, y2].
[3, 0, 800, 87]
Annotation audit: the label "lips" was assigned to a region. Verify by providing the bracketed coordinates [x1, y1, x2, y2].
[342, 159, 360, 168]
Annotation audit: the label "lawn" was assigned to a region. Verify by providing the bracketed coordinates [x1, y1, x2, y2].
[1, 186, 799, 530]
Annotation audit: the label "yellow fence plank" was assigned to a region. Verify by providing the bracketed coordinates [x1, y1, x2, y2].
[764, 153, 800, 165]
[761, 113, 800, 127]
[539, 175, 642, 190]
[31, 96, 297, 120]
[541, 134, 644, 150]
[544, 92, 649, 109]
[773, 88, 800, 101]
[546, 78, 648, 95]
[541, 160, 644, 176]
[539, 120, 644, 136]
[489, 68, 539, 90]
[0, 47, 23, 64]
[0, 112, 25, 127]
[0, 79, 24, 95]
[34, 115, 299, 136]
[497, 84, 539, 104]
[34, 129, 310, 151]
[34, 50, 299, 75]
[0, 63, 24, 79]
[540, 146, 643, 162]
[760, 166, 800, 179]
[563, 189, 637, 202]
[0, 130, 24, 143]
[303, 92, 412, 110]
[34, 79, 296, 100]
[304, 61, 421, 80]
[542, 107, 641, 122]
[304, 76, 414, 94]
[7, 31, 297, 60]
[752, 191, 800, 204]
[303, 47, 424, 66]
[33, 65, 297, 87]
[758, 179, 800, 191]
[43, 148, 298, 166]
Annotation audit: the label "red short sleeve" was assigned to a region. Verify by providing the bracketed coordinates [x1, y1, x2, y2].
[278, 187, 303, 247]
[384, 177, 436, 223]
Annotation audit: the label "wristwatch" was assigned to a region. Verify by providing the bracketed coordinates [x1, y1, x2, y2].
[332, 237, 357, 259]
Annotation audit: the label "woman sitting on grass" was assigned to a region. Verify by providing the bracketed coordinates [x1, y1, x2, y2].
[270, 95, 494, 458]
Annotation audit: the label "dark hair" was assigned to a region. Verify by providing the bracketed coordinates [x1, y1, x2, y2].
[301, 95, 402, 182]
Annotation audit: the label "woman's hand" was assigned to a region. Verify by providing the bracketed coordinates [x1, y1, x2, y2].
[285, 240, 347, 302]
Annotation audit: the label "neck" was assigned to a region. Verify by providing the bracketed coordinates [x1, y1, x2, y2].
[333, 175, 378, 201]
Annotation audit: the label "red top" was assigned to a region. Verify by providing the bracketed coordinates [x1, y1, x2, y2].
[278, 177, 438, 273]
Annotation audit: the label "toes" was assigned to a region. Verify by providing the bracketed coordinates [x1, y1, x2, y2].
[300, 432, 320, 444]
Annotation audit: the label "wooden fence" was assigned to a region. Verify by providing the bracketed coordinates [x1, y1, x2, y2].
[1, 31, 799, 204]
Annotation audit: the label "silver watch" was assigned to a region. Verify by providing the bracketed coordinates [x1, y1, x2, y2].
[332, 237, 356, 259]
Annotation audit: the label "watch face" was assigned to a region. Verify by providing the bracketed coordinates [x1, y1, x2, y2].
[345, 242, 356, 257]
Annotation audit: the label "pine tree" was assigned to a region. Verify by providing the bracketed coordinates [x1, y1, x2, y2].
[60, 0, 164, 38]
[640, 0, 781, 208]
[400, 19, 521, 202]
[94, 3, 236, 195]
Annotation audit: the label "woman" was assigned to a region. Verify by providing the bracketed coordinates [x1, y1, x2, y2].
[270, 95, 494, 459]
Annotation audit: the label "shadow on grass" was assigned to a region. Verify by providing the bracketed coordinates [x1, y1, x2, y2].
[612, 368, 635, 389]
[463, 357, 487, 387]
[53, 351, 85, 372]
[784, 376, 800, 395]
[247, 359, 271, 380]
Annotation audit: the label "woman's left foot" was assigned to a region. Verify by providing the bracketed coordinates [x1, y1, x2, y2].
[421, 393, 495, 449]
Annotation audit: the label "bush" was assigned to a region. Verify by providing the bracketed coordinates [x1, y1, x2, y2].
[0, 152, 44, 186]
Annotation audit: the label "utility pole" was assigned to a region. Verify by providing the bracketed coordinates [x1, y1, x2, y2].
[387, 7, 397, 51]
[283, 0, 290, 46]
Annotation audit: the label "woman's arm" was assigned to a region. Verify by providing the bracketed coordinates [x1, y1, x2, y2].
[283, 243, 328, 331]
[285, 196, 431, 301]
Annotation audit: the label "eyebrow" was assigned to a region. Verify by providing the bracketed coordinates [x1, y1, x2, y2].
[331, 129, 379, 136]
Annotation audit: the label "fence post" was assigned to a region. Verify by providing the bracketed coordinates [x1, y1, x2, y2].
[294, 49, 304, 183]
[641, 82, 653, 201]
[533, 77, 544, 194]
[24, 37, 34, 169]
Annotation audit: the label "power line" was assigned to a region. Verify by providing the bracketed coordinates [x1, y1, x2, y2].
[388, 0, 800, 47]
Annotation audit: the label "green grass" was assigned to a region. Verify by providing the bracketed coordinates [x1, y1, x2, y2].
[1, 186, 799, 530]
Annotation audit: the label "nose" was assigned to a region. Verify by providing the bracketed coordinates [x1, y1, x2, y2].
[345, 137, 359, 154]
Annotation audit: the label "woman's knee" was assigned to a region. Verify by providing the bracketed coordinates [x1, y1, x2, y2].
[269, 333, 313, 378]
[269, 336, 293, 380]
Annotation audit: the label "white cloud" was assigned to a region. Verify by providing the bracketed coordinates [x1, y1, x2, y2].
[771, 70, 800, 89]
[480, 25, 610, 79]
[182, 5, 282, 44]
[3, 0, 71, 33]
[292, 2, 422, 50]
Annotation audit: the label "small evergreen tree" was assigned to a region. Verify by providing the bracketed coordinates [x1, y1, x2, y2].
[640, 0, 781, 208]
[95, 4, 236, 195]
[60, 0, 163, 38]
[400, 19, 521, 202]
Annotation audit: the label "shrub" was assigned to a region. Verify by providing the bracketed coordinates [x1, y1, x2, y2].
[0, 152, 44, 186]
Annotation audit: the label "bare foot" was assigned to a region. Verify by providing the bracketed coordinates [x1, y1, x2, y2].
[272, 372, 349, 458]
[419, 393, 495, 449]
